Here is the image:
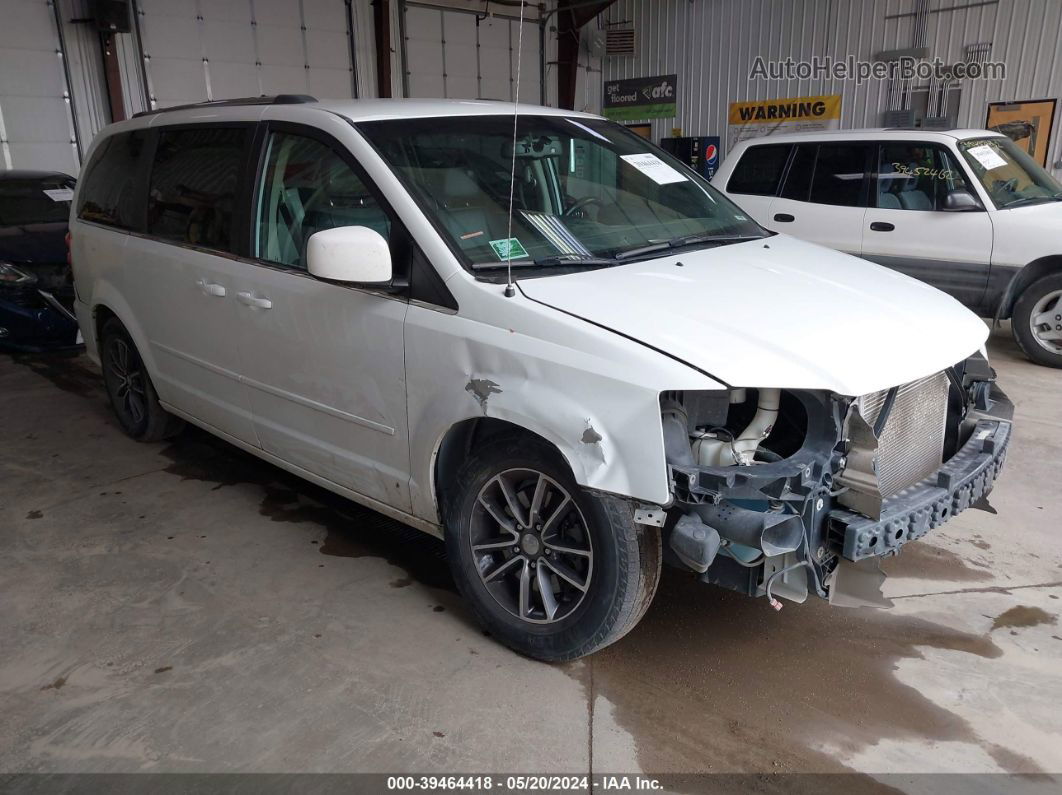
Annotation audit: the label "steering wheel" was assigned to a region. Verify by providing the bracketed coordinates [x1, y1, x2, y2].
[994, 177, 1019, 194]
[564, 196, 602, 218]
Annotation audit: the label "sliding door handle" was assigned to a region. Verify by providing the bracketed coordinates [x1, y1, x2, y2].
[237, 291, 272, 310]
[773, 213, 795, 222]
[869, 221, 895, 232]
[196, 279, 226, 297]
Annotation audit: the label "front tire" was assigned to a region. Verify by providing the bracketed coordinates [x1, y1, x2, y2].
[1012, 273, 1062, 368]
[444, 434, 661, 661]
[99, 318, 184, 441]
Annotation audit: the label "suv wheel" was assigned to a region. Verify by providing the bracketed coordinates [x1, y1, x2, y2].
[445, 434, 661, 661]
[1012, 273, 1062, 368]
[100, 318, 184, 441]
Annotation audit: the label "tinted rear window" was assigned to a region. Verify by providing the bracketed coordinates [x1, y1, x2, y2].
[780, 144, 816, 201]
[809, 144, 869, 207]
[726, 145, 790, 195]
[147, 126, 248, 252]
[0, 176, 76, 225]
[76, 131, 149, 229]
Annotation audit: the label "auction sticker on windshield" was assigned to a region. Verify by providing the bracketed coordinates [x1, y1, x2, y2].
[43, 188, 74, 202]
[620, 153, 688, 185]
[967, 144, 1008, 171]
[489, 237, 529, 261]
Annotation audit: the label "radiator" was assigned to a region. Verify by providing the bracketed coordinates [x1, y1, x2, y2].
[856, 371, 949, 498]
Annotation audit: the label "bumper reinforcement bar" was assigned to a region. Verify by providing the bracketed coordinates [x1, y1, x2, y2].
[829, 418, 1011, 561]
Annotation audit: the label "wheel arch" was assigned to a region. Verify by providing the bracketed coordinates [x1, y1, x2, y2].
[89, 286, 161, 379]
[997, 255, 1062, 320]
[432, 417, 581, 530]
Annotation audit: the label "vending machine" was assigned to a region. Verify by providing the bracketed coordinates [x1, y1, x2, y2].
[659, 136, 721, 180]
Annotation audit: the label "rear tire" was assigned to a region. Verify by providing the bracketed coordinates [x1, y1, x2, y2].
[1012, 273, 1062, 368]
[444, 433, 661, 662]
[99, 318, 184, 441]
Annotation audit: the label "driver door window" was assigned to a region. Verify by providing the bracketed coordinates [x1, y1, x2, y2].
[876, 144, 974, 211]
[254, 132, 391, 269]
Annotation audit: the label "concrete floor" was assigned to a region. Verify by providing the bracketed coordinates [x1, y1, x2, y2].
[1, 323, 1060, 781]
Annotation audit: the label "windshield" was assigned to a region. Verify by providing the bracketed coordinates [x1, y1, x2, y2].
[0, 176, 76, 226]
[957, 137, 1062, 209]
[358, 115, 764, 276]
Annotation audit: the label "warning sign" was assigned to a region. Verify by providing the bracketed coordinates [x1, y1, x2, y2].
[727, 94, 842, 148]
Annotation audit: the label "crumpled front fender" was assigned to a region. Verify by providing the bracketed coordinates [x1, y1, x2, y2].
[403, 297, 720, 525]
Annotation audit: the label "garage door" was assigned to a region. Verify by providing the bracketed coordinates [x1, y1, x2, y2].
[401, 2, 540, 102]
[0, 0, 79, 173]
[136, 0, 356, 109]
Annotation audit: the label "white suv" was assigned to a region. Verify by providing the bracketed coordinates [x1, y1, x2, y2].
[714, 128, 1062, 367]
[70, 97, 1011, 660]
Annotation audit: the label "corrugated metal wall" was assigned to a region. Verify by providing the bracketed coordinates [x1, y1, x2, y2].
[584, 0, 1062, 177]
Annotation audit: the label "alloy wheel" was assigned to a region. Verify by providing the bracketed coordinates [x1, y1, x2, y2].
[106, 337, 147, 427]
[1029, 289, 1062, 355]
[469, 468, 593, 624]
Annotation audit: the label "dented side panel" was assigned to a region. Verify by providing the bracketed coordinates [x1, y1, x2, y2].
[404, 281, 722, 524]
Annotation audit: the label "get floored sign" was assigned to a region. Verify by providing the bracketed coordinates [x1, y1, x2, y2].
[727, 94, 841, 147]
[603, 74, 678, 121]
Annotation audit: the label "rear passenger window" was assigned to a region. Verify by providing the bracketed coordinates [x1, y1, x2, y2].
[254, 131, 391, 270]
[76, 131, 148, 229]
[726, 145, 790, 196]
[809, 144, 868, 207]
[147, 127, 247, 252]
[780, 144, 816, 201]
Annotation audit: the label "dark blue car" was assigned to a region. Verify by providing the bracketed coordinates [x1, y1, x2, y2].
[0, 170, 80, 351]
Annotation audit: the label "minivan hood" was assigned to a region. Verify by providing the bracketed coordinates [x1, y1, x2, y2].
[518, 234, 988, 396]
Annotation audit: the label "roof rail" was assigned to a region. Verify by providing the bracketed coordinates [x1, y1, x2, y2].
[133, 94, 317, 119]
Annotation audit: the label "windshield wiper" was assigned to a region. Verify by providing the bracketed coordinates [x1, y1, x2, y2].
[614, 234, 764, 261]
[999, 195, 1061, 208]
[534, 254, 618, 267]
[470, 255, 616, 272]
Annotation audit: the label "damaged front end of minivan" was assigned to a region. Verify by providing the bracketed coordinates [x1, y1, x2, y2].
[656, 354, 1012, 608]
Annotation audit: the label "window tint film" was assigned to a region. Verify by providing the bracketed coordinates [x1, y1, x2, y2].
[147, 127, 247, 251]
[1, 175, 77, 226]
[876, 144, 974, 210]
[76, 131, 148, 229]
[809, 144, 868, 207]
[254, 132, 391, 270]
[726, 145, 790, 195]
[780, 144, 816, 201]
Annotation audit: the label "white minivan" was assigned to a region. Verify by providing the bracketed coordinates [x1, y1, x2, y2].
[70, 96, 1011, 660]
[713, 128, 1062, 367]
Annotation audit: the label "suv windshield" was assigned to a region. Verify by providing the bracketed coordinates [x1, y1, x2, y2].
[957, 136, 1062, 209]
[0, 176, 76, 226]
[358, 115, 764, 276]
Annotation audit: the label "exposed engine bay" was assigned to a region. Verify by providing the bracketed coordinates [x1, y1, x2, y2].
[657, 354, 1012, 609]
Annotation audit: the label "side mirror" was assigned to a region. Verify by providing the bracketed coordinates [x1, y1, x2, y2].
[307, 226, 392, 284]
[942, 189, 981, 212]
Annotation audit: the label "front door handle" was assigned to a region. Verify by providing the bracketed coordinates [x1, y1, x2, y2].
[197, 279, 226, 297]
[237, 291, 272, 310]
[773, 213, 795, 223]
[870, 221, 895, 232]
